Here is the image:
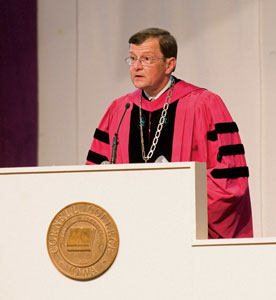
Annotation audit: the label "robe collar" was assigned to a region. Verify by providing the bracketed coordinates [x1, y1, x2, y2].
[143, 77, 172, 101]
[128, 77, 204, 112]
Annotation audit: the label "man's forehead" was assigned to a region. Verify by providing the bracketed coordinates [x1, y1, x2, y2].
[129, 38, 161, 53]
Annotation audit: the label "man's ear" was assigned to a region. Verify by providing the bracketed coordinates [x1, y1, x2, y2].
[166, 57, 177, 74]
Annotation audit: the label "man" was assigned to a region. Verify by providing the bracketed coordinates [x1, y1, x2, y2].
[86, 28, 253, 239]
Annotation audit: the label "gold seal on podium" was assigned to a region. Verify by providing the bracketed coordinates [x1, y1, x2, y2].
[47, 202, 119, 280]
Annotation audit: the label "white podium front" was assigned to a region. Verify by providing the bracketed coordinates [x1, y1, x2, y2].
[0, 162, 207, 300]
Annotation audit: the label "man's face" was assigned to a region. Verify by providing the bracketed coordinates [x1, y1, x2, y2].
[128, 38, 175, 97]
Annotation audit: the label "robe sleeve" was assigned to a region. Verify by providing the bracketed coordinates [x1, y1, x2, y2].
[192, 90, 253, 238]
[85, 103, 114, 165]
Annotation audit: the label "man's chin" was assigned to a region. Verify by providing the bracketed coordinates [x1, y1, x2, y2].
[132, 79, 146, 90]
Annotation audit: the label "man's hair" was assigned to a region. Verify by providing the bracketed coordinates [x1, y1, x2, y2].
[128, 28, 177, 59]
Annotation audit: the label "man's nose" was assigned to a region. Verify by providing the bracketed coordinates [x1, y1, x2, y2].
[133, 58, 143, 69]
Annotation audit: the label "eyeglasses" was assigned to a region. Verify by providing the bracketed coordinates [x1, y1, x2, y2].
[124, 56, 165, 66]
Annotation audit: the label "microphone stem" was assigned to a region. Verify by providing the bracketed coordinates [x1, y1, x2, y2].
[110, 133, 118, 164]
[110, 103, 130, 164]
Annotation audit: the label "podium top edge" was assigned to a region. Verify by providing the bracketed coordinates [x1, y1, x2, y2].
[192, 236, 276, 247]
[0, 162, 206, 175]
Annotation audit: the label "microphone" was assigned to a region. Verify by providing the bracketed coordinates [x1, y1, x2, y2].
[110, 103, 130, 164]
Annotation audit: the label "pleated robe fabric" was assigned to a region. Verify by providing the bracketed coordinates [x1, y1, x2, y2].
[86, 80, 253, 239]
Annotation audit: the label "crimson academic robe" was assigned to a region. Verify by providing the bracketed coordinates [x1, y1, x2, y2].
[86, 79, 253, 239]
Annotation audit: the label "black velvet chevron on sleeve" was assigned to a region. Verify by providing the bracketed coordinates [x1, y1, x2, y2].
[215, 122, 239, 133]
[211, 166, 249, 179]
[217, 144, 245, 162]
[207, 122, 239, 142]
[94, 129, 109, 144]
[87, 150, 108, 164]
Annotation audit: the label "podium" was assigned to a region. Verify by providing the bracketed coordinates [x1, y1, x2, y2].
[0, 162, 207, 299]
[2, 162, 276, 299]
